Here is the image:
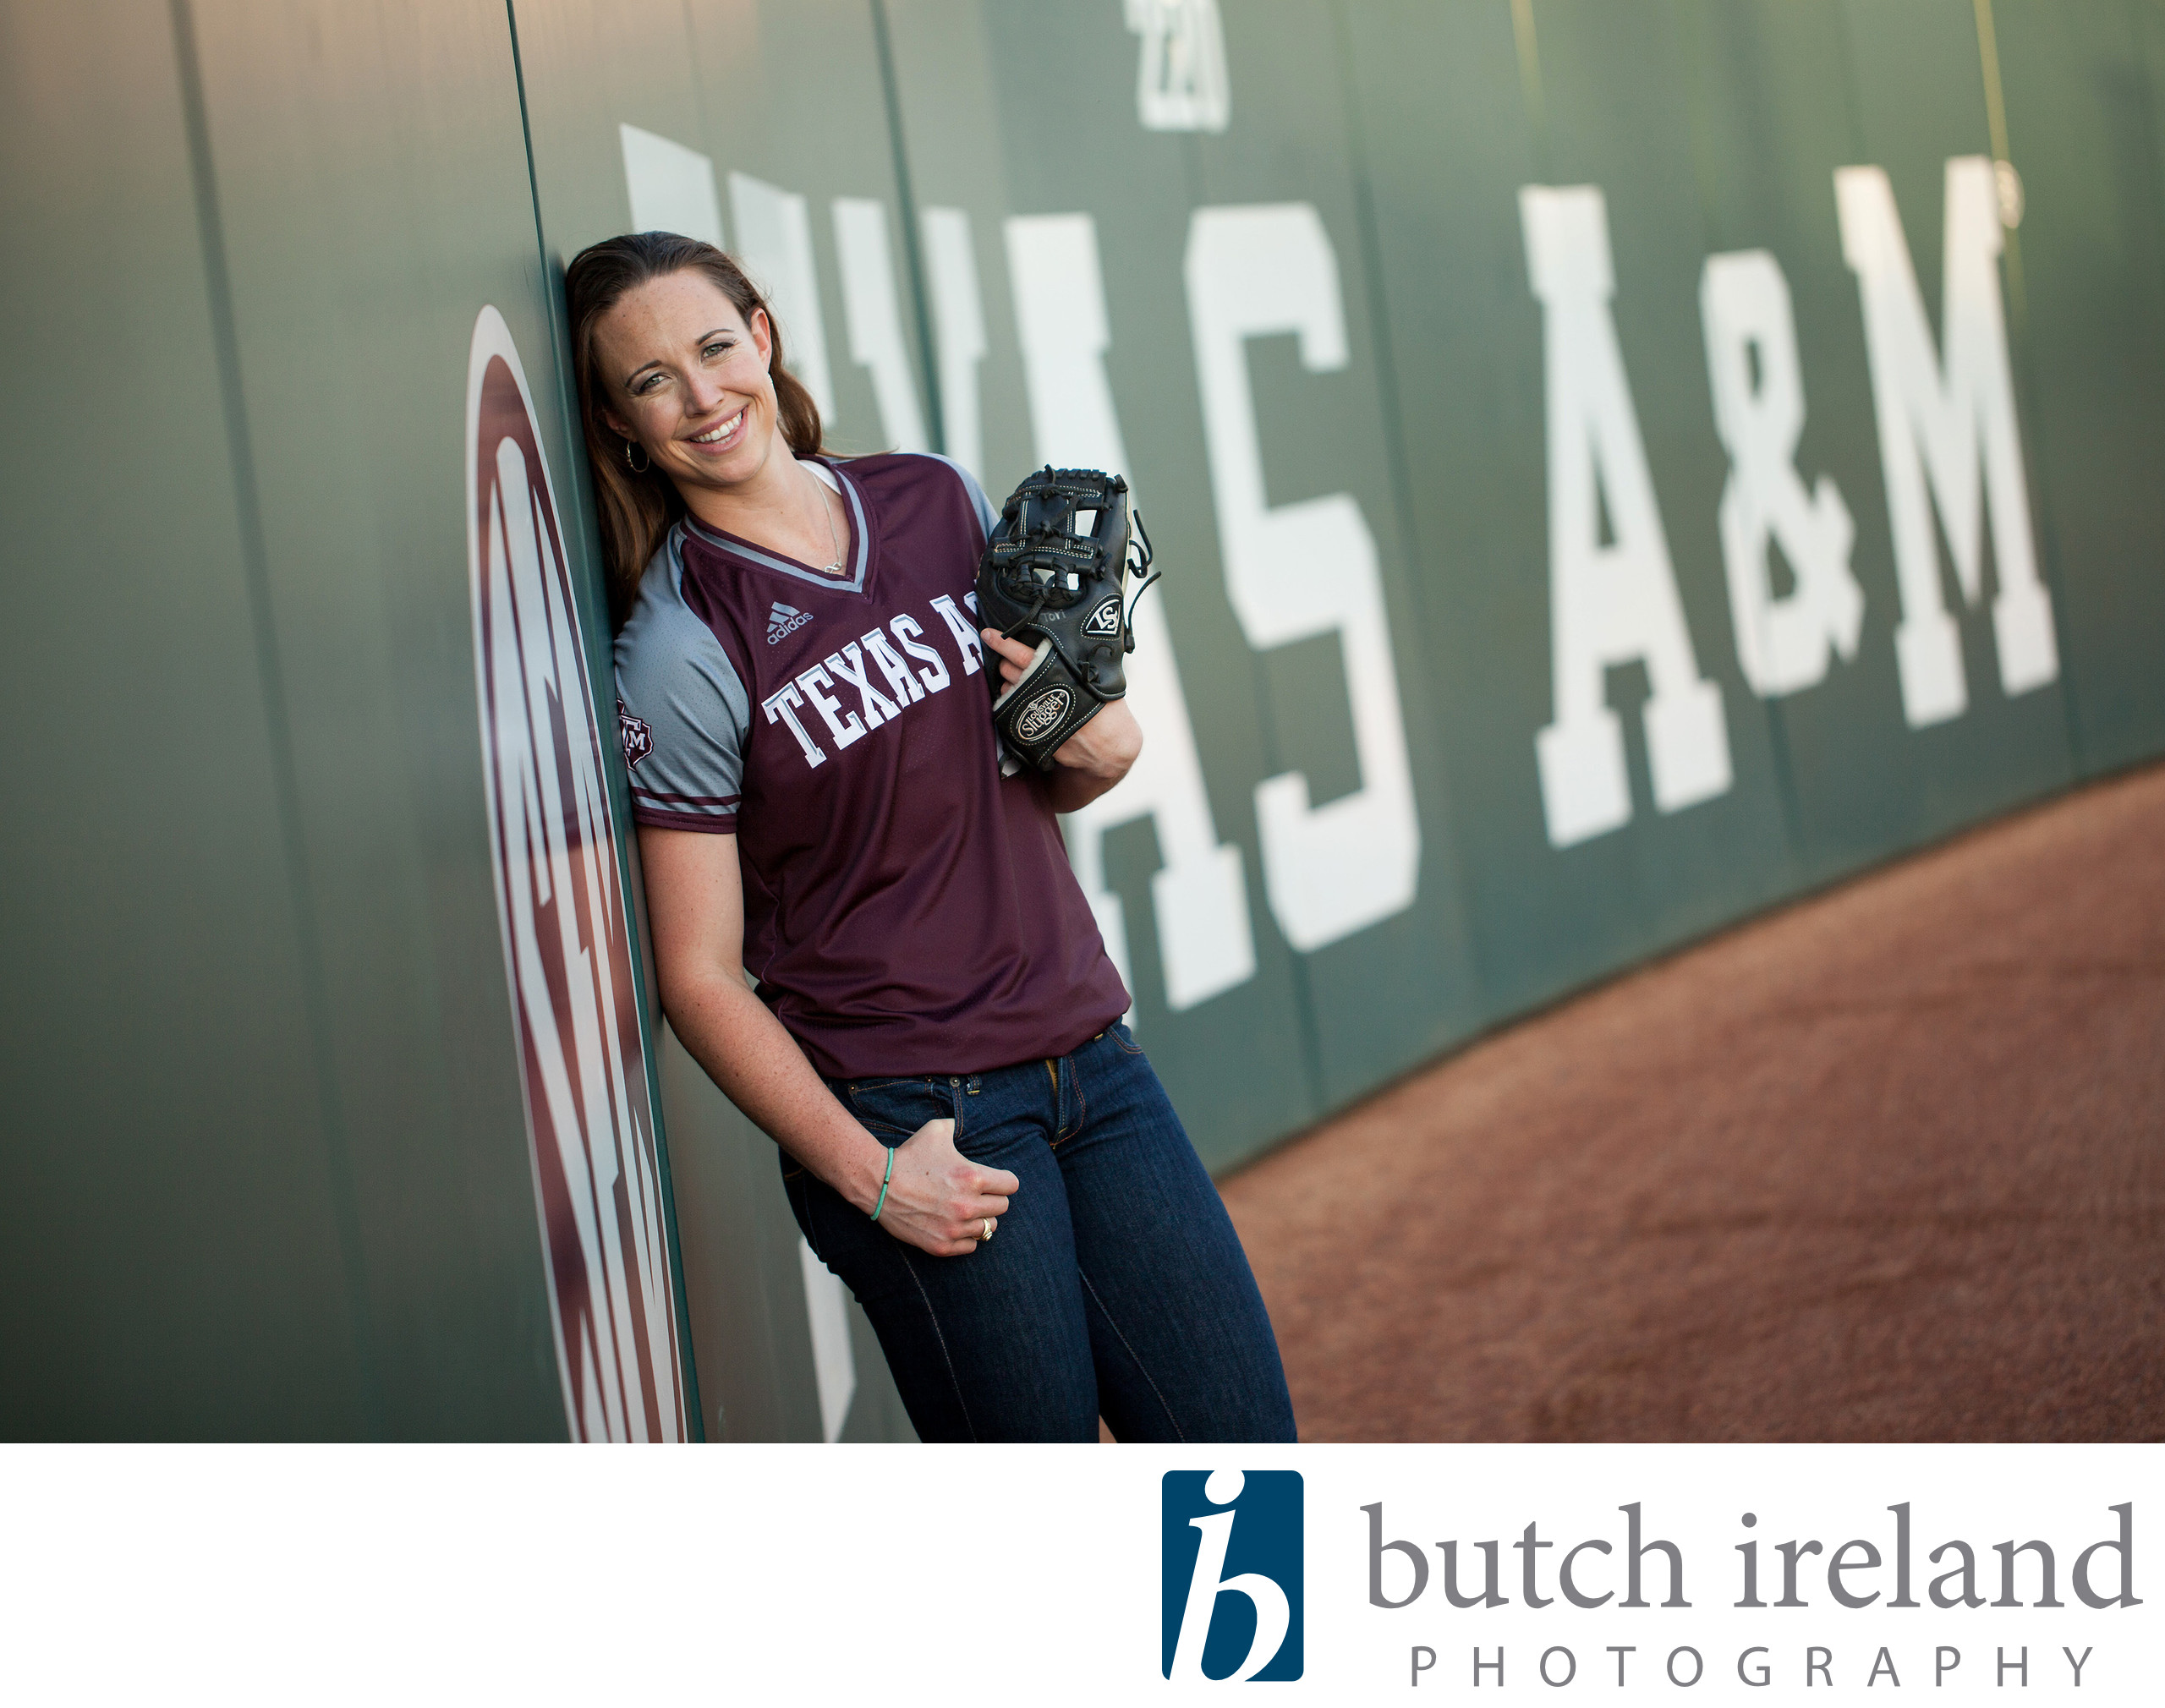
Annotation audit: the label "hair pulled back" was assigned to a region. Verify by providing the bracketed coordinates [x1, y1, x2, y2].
[565, 231, 825, 616]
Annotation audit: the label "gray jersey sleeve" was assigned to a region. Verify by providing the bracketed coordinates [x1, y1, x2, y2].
[613, 530, 749, 832]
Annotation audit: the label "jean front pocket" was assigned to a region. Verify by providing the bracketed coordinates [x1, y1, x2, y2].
[843, 1076, 956, 1142]
[1109, 1021, 1147, 1059]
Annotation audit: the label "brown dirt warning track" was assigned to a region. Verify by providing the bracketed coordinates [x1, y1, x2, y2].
[1219, 765, 2165, 1442]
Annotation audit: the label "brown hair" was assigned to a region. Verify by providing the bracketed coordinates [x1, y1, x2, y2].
[565, 232, 825, 617]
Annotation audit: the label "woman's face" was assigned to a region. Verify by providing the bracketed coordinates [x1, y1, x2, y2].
[595, 271, 779, 490]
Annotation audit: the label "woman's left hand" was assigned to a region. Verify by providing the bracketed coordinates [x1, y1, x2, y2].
[982, 628, 1143, 809]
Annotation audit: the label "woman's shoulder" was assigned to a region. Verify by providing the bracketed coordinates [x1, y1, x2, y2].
[614, 525, 688, 649]
[832, 451, 996, 540]
[614, 524, 740, 684]
[613, 523, 752, 742]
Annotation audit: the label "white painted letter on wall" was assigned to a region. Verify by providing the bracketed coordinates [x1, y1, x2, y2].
[729, 171, 835, 417]
[619, 124, 724, 249]
[1186, 203, 1421, 950]
[922, 206, 987, 479]
[797, 1239, 856, 1443]
[1006, 212, 1254, 1011]
[1124, 0, 1230, 134]
[1836, 157, 2057, 727]
[832, 198, 929, 453]
[1700, 249, 1862, 698]
[1521, 185, 1733, 849]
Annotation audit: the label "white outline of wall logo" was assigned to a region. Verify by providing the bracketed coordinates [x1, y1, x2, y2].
[1162, 1469, 1304, 1681]
[464, 305, 688, 1443]
[1126, 0, 1230, 134]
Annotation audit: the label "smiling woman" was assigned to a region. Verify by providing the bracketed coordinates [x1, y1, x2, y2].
[562, 231, 1294, 1444]
[566, 234, 833, 619]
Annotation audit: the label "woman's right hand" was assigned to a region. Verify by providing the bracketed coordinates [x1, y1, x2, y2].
[636, 828, 1019, 1258]
[874, 1118, 1017, 1257]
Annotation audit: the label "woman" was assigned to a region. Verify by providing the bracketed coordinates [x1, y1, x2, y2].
[568, 231, 1294, 1443]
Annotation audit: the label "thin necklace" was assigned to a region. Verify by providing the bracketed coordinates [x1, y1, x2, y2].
[809, 465, 845, 577]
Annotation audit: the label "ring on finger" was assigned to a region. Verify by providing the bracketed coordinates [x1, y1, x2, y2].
[979, 1218, 995, 1242]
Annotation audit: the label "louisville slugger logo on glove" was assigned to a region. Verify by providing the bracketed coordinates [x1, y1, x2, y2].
[975, 466, 1158, 770]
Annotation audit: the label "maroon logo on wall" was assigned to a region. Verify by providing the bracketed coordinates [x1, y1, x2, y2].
[464, 306, 687, 1442]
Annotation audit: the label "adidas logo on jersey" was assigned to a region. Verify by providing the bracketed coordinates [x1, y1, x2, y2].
[767, 600, 814, 645]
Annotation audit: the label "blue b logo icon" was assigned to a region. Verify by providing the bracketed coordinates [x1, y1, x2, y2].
[1161, 1470, 1303, 1681]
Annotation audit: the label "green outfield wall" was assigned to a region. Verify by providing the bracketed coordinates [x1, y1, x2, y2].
[5, 0, 2162, 1440]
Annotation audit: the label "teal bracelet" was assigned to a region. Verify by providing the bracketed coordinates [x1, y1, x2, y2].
[869, 1146, 896, 1222]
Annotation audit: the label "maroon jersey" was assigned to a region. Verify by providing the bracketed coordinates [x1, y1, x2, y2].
[614, 452, 1129, 1078]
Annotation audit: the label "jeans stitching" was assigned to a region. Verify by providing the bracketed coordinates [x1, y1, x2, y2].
[896, 1243, 978, 1442]
[1049, 1056, 1086, 1149]
[847, 1079, 945, 1140]
[1077, 1263, 1185, 1443]
[847, 1077, 924, 1096]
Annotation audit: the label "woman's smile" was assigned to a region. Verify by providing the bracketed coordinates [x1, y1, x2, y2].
[686, 403, 749, 453]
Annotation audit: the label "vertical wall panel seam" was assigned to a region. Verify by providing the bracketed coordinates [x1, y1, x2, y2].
[1668, 0, 1811, 868]
[2128, 0, 2165, 775]
[1512, 0, 1553, 184]
[1325, 0, 1493, 1026]
[501, 3, 584, 559]
[501, 0, 707, 1441]
[869, 0, 946, 452]
[1178, 127, 1328, 1115]
[680, 0, 711, 129]
[1326, 1, 1445, 713]
[1970, 0, 2088, 780]
[166, 0, 384, 1437]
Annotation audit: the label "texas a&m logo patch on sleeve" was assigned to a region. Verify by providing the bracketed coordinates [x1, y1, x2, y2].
[617, 699, 652, 771]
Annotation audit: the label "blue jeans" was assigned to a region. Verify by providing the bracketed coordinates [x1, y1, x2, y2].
[781, 1025, 1297, 1443]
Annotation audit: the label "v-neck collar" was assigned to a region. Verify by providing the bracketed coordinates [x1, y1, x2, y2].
[682, 457, 872, 594]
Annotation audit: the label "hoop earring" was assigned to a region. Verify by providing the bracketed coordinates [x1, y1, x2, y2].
[624, 438, 651, 474]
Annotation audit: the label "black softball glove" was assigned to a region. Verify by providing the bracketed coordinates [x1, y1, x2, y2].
[974, 466, 1157, 769]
